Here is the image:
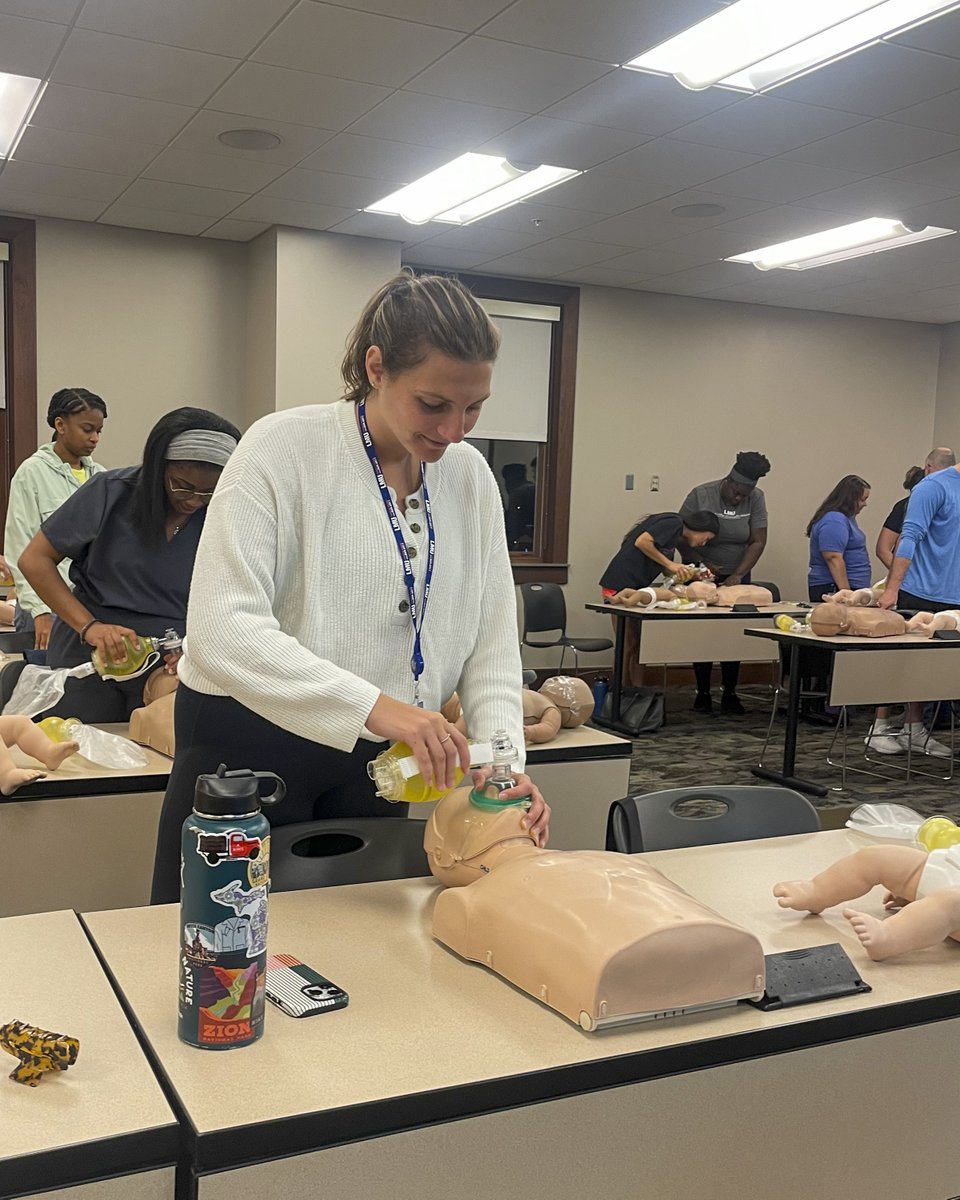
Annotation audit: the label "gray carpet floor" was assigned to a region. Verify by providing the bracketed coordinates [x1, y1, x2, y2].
[617, 686, 960, 822]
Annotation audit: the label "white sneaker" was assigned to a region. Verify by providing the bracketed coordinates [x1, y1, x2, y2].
[864, 722, 905, 755]
[902, 724, 953, 759]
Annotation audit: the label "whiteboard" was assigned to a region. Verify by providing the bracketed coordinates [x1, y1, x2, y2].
[471, 314, 552, 443]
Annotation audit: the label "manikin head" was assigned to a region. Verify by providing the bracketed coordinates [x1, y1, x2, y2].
[539, 675, 594, 727]
[424, 785, 538, 887]
[341, 271, 500, 464]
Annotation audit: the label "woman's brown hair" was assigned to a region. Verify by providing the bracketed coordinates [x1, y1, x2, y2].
[341, 270, 501, 403]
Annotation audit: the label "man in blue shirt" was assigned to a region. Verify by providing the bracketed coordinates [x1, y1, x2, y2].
[880, 450, 960, 613]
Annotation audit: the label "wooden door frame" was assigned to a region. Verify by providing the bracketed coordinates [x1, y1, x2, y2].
[0, 215, 37, 530]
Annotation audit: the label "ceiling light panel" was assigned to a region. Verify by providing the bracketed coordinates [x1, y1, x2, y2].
[0, 72, 45, 159]
[625, 1, 960, 93]
[725, 217, 956, 269]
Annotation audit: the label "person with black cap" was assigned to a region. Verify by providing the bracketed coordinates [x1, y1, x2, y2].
[680, 450, 772, 715]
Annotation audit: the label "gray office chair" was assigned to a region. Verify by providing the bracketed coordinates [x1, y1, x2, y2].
[0, 658, 27, 710]
[605, 786, 820, 854]
[269, 817, 432, 892]
[520, 582, 612, 673]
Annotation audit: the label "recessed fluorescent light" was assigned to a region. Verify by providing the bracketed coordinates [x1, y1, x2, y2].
[364, 152, 581, 226]
[624, 0, 960, 92]
[725, 218, 956, 271]
[0, 72, 46, 159]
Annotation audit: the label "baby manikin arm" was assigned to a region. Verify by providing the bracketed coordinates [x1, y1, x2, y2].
[425, 788, 765, 1030]
[522, 689, 562, 744]
[908, 610, 960, 637]
[607, 586, 674, 607]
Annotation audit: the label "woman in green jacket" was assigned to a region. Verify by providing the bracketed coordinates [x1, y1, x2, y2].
[4, 388, 107, 656]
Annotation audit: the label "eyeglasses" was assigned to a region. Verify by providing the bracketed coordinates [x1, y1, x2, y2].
[168, 486, 216, 502]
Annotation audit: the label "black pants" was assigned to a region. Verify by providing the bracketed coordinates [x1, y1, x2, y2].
[898, 589, 960, 614]
[693, 572, 750, 695]
[150, 684, 407, 904]
[42, 616, 147, 722]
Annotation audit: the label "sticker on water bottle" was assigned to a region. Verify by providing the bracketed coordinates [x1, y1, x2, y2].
[210, 881, 268, 957]
[191, 825, 264, 867]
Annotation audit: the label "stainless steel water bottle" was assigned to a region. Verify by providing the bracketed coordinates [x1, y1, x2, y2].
[178, 765, 285, 1050]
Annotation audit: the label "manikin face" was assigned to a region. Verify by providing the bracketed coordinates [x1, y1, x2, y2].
[55, 407, 104, 460]
[425, 785, 538, 887]
[363, 346, 492, 463]
[164, 462, 224, 521]
[856, 488, 870, 514]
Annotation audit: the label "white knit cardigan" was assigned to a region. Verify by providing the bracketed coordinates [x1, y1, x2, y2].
[180, 401, 525, 764]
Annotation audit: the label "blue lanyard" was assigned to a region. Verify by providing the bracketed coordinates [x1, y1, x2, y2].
[357, 398, 436, 706]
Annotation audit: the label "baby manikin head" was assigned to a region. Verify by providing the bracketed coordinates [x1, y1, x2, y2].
[424, 785, 538, 887]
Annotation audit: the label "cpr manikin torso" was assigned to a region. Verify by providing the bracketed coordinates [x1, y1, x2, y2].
[810, 603, 906, 637]
[607, 582, 773, 609]
[425, 784, 764, 1030]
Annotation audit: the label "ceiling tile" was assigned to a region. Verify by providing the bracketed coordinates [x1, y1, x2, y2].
[30, 84, 195, 142]
[13, 124, 160, 174]
[597, 245, 710, 273]
[528, 170, 678, 215]
[775, 43, 960, 118]
[888, 89, 960, 137]
[264, 167, 385, 207]
[652, 225, 758, 259]
[888, 9, 960, 60]
[896, 196, 960, 231]
[233, 194, 356, 229]
[0, 2, 81, 20]
[144, 146, 286, 191]
[543, 68, 740, 136]
[477, 116, 651, 171]
[708, 159, 866, 204]
[486, 235, 629, 271]
[0, 187, 103, 220]
[467, 200, 600, 238]
[405, 38, 610, 113]
[348, 91, 527, 150]
[635, 260, 748, 293]
[119, 177, 247, 217]
[0, 12, 66, 76]
[401, 245, 489, 269]
[53, 29, 237, 105]
[311, 0, 516, 33]
[471, 251, 561, 277]
[76, 0, 294, 58]
[98, 203, 212, 235]
[670, 96, 867, 156]
[591, 137, 762, 190]
[201, 217, 272, 240]
[298, 134, 450, 182]
[254, 3, 461, 88]
[170, 109, 335, 166]
[409, 226, 540, 255]
[802, 176, 957, 217]
[885, 148, 960, 190]
[481, 0, 726, 64]
[0, 158, 127, 202]
[705, 204, 855, 245]
[785, 120, 960, 174]
[327, 210, 417, 240]
[209, 62, 390, 130]
[552, 264, 650, 287]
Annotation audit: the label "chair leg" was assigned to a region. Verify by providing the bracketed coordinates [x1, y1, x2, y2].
[558, 645, 567, 672]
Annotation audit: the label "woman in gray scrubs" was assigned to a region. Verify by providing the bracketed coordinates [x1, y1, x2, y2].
[680, 450, 771, 715]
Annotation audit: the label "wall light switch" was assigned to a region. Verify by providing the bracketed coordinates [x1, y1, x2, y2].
[650, 474, 660, 492]
[625, 474, 634, 490]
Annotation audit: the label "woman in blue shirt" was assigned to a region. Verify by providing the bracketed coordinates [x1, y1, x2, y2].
[806, 475, 872, 602]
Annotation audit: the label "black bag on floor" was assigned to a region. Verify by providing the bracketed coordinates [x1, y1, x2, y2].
[599, 687, 664, 735]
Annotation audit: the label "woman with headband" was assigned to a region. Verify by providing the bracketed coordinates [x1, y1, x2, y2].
[19, 407, 239, 723]
[150, 270, 549, 904]
[4, 387, 107, 659]
[680, 450, 771, 715]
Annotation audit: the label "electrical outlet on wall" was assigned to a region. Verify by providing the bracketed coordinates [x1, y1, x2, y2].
[625, 474, 634, 490]
[650, 474, 660, 492]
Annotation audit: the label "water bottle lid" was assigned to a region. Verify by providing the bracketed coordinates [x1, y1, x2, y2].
[193, 764, 286, 817]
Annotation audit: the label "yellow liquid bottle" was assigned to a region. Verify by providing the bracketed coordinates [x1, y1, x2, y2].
[91, 635, 155, 679]
[367, 741, 464, 804]
[38, 716, 81, 743]
[918, 815, 960, 851]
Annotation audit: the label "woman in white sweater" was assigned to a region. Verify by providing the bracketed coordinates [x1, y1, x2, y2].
[151, 272, 548, 902]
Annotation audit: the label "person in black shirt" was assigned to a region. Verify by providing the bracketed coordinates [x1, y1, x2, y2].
[600, 510, 719, 593]
[599, 511, 718, 689]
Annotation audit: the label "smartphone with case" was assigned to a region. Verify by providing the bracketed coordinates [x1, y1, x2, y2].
[265, 953, 349, 1017]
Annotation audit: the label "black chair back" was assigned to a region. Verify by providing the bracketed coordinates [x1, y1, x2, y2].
[752, 580, 781, 602]
[520, 582, 567, 645]
[606, 786, 819, 854]
[269, 817, 432, 892]
[0, 659, 27, 710]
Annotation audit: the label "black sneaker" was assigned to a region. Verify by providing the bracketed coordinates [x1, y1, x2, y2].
[721, 691, 745, 715]
[693, 692, 713, 714]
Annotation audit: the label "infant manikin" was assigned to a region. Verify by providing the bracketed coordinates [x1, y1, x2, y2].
[538, 676, 594, 728]
[425, 781, 764, 1029]
[906, 610, 960, 636]
[128, 666, 180, 757]
[606, 582, 772, 609]
[522, 689, 562, 744]
[0, 715, 79, 793]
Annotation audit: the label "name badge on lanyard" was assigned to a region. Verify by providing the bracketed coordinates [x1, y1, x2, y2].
[357, 397, 436, 707]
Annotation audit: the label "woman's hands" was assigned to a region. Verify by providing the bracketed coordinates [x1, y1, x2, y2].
[83, 621, 139, 663]
[471, 767, 551, 846]
[670, 563, 698, 583]
[33, 613, 53, 650]
[366, 693, 470, 791]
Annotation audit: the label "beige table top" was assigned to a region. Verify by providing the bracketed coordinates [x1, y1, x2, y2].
[0, 910, 177, 1194]
[525, 724, 632, 762]
[6, 723, 172, 802]
[587, 601, 807, 619]
[745, 625, 960, 649]
[83, 829, 959, 1173]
